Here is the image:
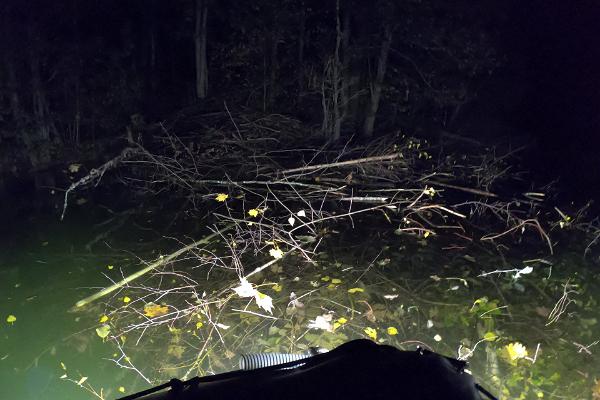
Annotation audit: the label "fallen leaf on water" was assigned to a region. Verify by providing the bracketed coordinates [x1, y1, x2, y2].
[269, 248, 284, 259]
[272, 283, 282, 292]
[77, 376, 88, 386]
[6, 315, 16, 324]
[215, 193, 229, 202]
[96, 324, 111, 339]
[143, 303, 169, 318]
[308, 314, 333, 332]
[255, 291, 273, 314]
[364, 327, 377, 340]
[506, 342, 528, 361]
[348, 287, 364, 294]
[233, 278, 256, 298]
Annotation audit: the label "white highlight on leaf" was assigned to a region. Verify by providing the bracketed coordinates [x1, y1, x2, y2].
[307, 314, 333, 332]
[514, 266, 533, 279]
[269, 248, 284, 259]
[233, 278, 256, 298]
[255, 291, 273, 314]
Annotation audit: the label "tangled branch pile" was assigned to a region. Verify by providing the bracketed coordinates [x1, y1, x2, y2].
[65, 109, 599, 385]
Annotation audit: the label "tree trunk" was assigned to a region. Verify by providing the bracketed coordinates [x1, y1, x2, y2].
[331, 0, 343, 142]
[268, 33, 280, 107]
[363, 27, 393, 139]
[297, 5, 306, 93]
[194, 0, 208, 99]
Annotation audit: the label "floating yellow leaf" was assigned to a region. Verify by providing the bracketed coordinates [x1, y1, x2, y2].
[118, 387, 126, 393]
[483, 332, 497, 342]
[107, 265, 114, 270]
[77, 376, 88, 386]
[331, 278, 342, 284]
[387, 326, 398, 335]
[196, 321, 204, 329]
[506, 342, 528, 361]
[6, 315, 16, 324]
[143, 303, 169, 318]
[321, 276, 330, 282]
[215, 193, 229, 202]
[60, 362, 67, 370]
[269, 248, 284, 259]
[333, 317, 348, 331]
[99, 315, 109, 323]
[123, 296, 131, 303]
[364, 327, 377, 340]
[272, 283, 282, 292]
[424, 231, 431, 238]
[96, 324, 111, 339]
[348, 287, 364, 294]
[248, 209, 259, 217]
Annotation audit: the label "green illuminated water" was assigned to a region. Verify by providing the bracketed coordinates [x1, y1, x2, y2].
[1, 209, 599, 399]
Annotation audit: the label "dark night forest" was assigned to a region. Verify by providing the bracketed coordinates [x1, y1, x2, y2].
[1, 1, 600, 399]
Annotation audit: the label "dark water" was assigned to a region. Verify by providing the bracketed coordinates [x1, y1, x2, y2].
[1, 206, 599, 399]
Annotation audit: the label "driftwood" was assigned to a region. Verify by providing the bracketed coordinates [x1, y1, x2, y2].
[281, 153, 403, 175]
[70, 224, 233, 310]
[61, 147, 140, 220]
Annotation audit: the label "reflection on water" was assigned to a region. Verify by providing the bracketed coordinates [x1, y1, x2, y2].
[1, 209, 599, 399]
